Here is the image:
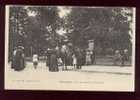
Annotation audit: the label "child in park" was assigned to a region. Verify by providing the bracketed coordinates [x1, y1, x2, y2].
[72, 54, 77, 69]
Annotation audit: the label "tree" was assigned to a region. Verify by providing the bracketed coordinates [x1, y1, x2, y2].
[65, 7, 133, 55]
[9, 6, 61, 57]
[9, 6, 29, 59]
[27, 7, 61, 54]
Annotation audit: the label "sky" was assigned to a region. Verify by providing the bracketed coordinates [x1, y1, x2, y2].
[57, 6, 71, 18]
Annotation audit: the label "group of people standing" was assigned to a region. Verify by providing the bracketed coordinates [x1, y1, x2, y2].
[31, 44, 96, 72]
[113, 49, 129, 66]
[45, 45, 85, 72]
[11, 45, 129, 72]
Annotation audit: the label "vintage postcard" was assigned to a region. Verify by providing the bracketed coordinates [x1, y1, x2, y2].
[5, 5, 135, 91]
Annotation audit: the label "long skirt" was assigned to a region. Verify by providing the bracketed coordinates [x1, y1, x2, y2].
[86, 55, 91, 65]
[49, 54, 58, 72]
[13, 57, 25, 71]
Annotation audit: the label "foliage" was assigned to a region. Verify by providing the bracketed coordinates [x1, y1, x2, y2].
[9, 6, 133, 58]
[65, 7, 133, 54]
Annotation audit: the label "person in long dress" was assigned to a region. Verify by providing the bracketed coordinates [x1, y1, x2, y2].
[61, 45, 68, 70]
[113, 50, 121, 65]
[33, 54, 38, 69]
[11, 47, 17, 69]
[91, 50, 96, 65]
[76, 48, 83, 69]
[72, 54, 77, 69]
[46, 48, 51, 69]
[86, 50, 92, 65]
[13, 46, 25, 71]
[121, 49, 129, 66]
[49, 50, 58, 72]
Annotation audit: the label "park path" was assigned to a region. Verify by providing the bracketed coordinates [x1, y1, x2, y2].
[5, 62, 134, 91]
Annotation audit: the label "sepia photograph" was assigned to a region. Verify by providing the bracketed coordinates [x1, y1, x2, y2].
[5, 5, 135, 91]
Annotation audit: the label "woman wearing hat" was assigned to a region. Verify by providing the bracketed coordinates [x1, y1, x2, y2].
[13, 46, 25, 71]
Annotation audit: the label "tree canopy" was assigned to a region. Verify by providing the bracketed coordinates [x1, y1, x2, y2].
[9, 6, 133, 57]
[64, 7, 133, 54]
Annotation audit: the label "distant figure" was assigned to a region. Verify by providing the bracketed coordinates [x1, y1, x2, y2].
[11, 47, 17, 69]
[81, 49, 86, 65]
[72, 54, 77, 69]
[91, 50, 96, 65]
[75, 48, 83, 69]
[113, 50, 121, 65]
[56, 46, 62, 68]
[121, 49, 129, 66]
[86, 50, 92, 65]
[44, 50, 48, 67]
[46, 48, 51, 67]
[49, 49, 58, 72]
[33, 54, 38, 69]
[60, 45, 68, 70]
[66, 48, 73, 66]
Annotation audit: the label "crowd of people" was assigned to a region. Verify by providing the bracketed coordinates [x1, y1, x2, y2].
[11, 45, 129, 72]
[44, 45, 93, 72]
[113, 49, 129, 66]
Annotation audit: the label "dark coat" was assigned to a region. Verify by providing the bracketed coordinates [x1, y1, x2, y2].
[75, 50, 83, 68]
[49, 50, 58, 72]
[13, 49, 25, 71]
